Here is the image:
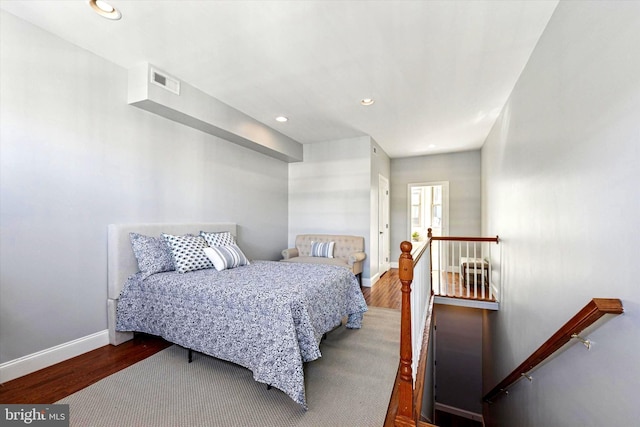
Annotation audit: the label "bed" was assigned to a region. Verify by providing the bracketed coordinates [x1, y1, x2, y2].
[106, 223, 368, 409]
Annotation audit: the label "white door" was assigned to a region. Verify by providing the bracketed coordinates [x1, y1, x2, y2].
[378, 175, 390, 275]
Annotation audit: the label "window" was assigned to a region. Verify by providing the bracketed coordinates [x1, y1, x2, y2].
[411, 188, 423, 228]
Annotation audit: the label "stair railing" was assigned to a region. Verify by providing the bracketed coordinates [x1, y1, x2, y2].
[483, 298, 624, 403]
[395, 240, 436, 427]
[427, 228, 500, 302]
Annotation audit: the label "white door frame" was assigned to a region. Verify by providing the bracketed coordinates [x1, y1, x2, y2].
[378, 174, 391, 275]
[407, 181, 450, 240]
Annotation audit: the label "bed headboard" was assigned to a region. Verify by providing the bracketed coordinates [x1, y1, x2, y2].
[107, 222, 237, 345]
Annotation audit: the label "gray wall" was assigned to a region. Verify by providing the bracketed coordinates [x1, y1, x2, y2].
[288, 136, 386, 281]
[390, 150, 481, 262]
[435, 305, 483, 414]
[481, 1, 640, 425]
[0, 12, 289, 363]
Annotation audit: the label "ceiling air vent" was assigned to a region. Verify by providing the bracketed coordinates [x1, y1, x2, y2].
[150, 68, 180, 95]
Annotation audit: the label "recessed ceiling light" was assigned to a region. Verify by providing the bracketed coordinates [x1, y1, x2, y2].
[360, 98, 375, 106]
[95, 0, 114, 12]
[89, 0, 122, 20]
[275, 116, 288, 122]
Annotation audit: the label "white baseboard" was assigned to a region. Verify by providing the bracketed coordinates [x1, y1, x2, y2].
[363, 272, 380, 288]
[0, 330, 109, 384]
[390, 261, 399, 269]
[435, 402, 484, 423]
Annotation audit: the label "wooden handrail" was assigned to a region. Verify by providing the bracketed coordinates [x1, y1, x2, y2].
[410, 240, 430, 265]
[427, 227, 499, 243]
[483, 298, 623, 403]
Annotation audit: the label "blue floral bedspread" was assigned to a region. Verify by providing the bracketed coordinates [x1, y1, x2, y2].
[116, 260, 368, 408]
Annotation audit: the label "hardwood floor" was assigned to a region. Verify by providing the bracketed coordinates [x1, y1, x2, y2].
[0, 334, 171, 404]
[434, 271, 496, 302]
[0, 269, 403, 404]
[362, 268, 402, 310]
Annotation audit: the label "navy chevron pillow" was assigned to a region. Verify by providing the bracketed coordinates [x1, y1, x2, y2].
[162, 233, 213, 273]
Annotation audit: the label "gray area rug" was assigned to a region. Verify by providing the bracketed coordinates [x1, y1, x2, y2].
[58, 307, 400, 427]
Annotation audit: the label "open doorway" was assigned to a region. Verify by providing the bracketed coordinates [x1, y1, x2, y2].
[408, 182, 449, 274]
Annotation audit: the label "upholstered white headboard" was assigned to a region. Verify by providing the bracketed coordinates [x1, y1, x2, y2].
[107, 222, 237, 345]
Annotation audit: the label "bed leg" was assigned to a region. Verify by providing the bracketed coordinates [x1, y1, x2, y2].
[267, 384, 272, 390]
[322, 321, 343, 342]
[188, 348, 193, 363]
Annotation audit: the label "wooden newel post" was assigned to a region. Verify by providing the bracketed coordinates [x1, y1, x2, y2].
[395, 241, 416, 427]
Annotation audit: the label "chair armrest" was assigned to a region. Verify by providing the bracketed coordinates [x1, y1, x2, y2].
[348, 252, 367, 266]
[281, 248, 299, 260]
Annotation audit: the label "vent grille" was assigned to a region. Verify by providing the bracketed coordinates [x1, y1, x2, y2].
[153, 72, 166, 86]
[150, 68, 180, 95]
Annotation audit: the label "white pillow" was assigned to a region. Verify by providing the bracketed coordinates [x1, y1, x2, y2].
[203, 244, 250, 271]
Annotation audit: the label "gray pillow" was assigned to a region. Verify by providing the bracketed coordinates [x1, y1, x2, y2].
[129, 232, 174, 278]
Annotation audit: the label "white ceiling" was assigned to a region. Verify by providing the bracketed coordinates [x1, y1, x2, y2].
[0, 0, 558, 158]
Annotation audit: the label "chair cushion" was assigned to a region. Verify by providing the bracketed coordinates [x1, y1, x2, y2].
[295, 235, 364, 261]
